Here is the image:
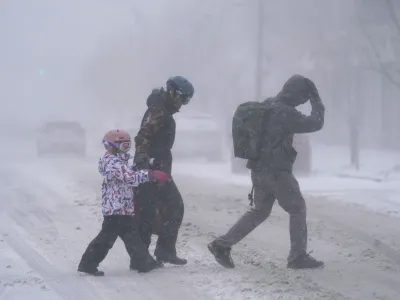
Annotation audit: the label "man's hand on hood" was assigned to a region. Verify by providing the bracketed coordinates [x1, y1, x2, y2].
[304, 78, 320, 102]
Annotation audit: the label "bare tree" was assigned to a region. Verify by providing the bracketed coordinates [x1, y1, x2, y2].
[355, 0, 400, 150]
[358, 0, 400, 89]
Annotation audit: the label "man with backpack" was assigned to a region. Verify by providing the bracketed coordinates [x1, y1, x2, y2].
[208, 74, 325, 270]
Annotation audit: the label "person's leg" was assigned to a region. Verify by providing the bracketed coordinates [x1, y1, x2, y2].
[78, 216, 119, 275]
[154, 179, 186, 265]
[118, 215, 162, 273]
[136, 182, 158, 249]
[208, 171, 276, 268]
[274, 172, 323, 269]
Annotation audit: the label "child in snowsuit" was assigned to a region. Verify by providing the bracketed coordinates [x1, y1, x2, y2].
[77, 129, 169, 276]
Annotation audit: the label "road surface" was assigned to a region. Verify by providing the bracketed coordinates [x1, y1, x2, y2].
[1, 153, 400, 300]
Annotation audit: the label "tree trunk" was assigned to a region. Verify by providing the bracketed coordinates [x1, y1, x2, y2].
[347, 71, 361, 170]
[349, 119, 360, 170]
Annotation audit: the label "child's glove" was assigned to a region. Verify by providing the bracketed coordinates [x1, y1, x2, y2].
[150, 170, 169, 183]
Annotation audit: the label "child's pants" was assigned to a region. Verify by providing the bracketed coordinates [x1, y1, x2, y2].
[78, 215, 155, 272]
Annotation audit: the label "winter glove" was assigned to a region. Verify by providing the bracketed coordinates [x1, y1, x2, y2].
[134, 152, 150, 170]
[150, 170, 169, 183]
[304, 78, 321, 102]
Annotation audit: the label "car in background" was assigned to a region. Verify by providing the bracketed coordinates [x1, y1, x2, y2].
[128, 114, 226, 162]
[36, 121, 86, 157]
[230, 134, 312, 175]
[173, 113, 226, 162]
[292, 134, 312, 175]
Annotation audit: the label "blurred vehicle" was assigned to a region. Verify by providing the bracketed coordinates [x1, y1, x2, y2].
[36, 121, 86, 157]
[128, 114, 226, 162]
[292, 134, 312, 175]
[230, 135, 312, 175]
[174, 113, 225, 162]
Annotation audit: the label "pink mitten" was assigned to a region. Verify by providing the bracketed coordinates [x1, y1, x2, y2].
[150, 170, 169, 183]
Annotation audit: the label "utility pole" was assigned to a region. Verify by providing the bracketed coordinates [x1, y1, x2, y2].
[254, 0, 265, 101]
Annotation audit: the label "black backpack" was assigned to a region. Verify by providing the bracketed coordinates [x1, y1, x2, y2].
[232, 101, 274, 160]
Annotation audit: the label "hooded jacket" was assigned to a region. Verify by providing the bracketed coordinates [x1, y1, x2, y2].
[247, 74, 325, 172]
[99, 152, 151, 216]
[134, 88, 177, 173]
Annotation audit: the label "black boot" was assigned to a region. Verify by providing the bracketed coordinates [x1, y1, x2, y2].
[138, 260, 164, 273]
[207, 241, 234, 269]
[130, 259, 164, 273]
[287, 252, 324, 269]
[77, 265, 105, 276]
[156, 254, 187, 265]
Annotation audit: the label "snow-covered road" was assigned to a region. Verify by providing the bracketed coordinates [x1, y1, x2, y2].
[1, 152, 400, 299]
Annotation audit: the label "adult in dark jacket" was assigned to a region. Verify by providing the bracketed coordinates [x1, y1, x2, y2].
[208, 74, 325, 269]
[133, 76, 194, 266]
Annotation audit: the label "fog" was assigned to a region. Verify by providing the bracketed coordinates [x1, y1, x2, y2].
[2, 0, 400, 151]
[3, 3, 400, 297]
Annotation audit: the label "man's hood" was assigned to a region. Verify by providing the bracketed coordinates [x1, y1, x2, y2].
[146, 88, 164, 107]
[146, 88, 178, 114]
[277, 74, 310, 107]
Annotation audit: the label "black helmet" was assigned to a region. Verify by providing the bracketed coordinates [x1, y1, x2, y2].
[166, 76, 194, 100]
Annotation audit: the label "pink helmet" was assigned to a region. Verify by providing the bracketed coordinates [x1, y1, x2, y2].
[103, 129, 131, 152]
[103, 129, 131, 143]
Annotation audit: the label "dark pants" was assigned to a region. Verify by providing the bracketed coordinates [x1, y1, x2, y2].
[78, 215, 155, 272]
[136, 179, 184, 258]
[213, 171, 307, 262]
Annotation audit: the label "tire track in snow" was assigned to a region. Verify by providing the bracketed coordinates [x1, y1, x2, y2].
[0, 217, 105, 300]
[314, 206, 400, 267]
[52, 158, 400, 300]
[1, 189, 164, 300]
[71, 170, 349, 299]
[175, 178, 400, 300]
[180, 174, 400, 268]
[1, 161, 211, 300]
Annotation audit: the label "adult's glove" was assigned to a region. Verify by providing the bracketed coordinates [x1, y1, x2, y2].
[150, 170, 169, 183]
[134, 152, 150, 170]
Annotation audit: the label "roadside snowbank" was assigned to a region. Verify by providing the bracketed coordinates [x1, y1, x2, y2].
[173, 143, 400, 217]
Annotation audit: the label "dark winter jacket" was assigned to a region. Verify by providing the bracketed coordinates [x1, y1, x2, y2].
[134, 88, 177, 173]
[247, 74, 325, 172]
